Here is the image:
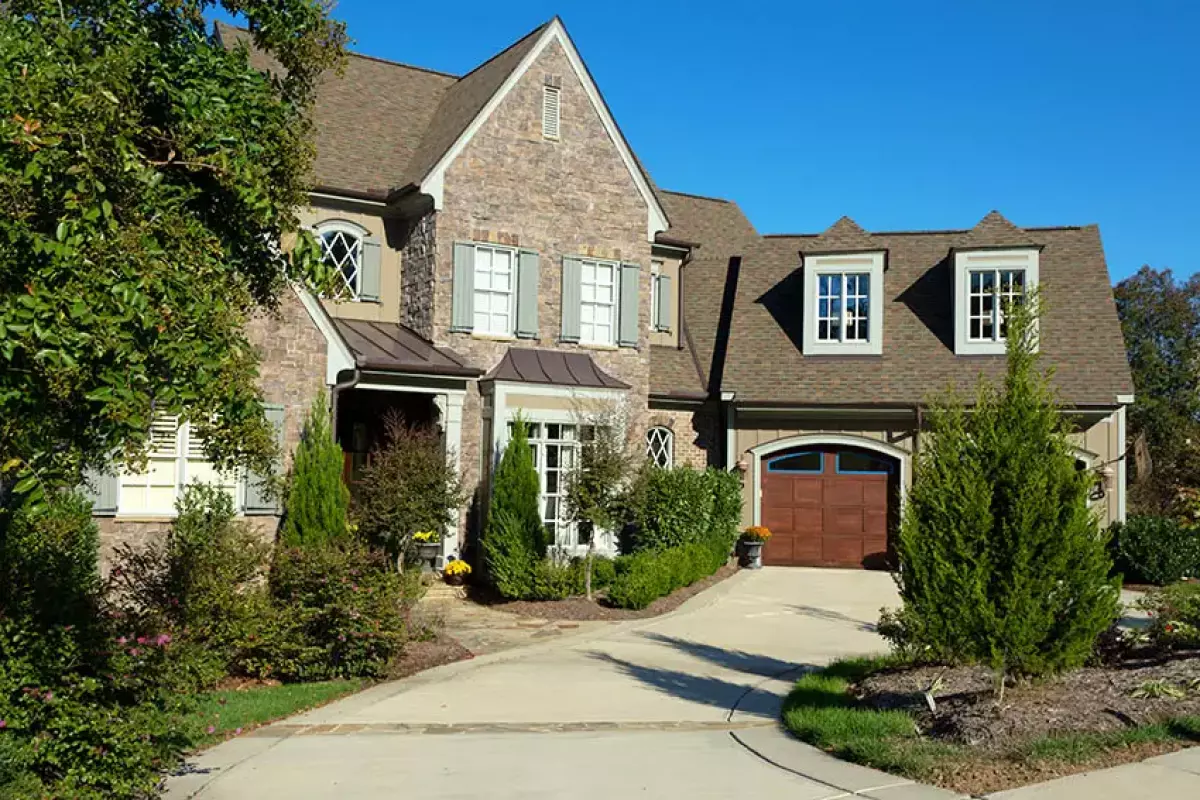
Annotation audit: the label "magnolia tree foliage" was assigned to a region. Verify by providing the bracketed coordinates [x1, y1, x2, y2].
[883, 299, 1120, 678]
[0, 0, 346, 497]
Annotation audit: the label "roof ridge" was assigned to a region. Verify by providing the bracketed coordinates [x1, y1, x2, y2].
[452, 19, 552, 83]
[214, 20, 461, 79]
[661, 188, 732, 204]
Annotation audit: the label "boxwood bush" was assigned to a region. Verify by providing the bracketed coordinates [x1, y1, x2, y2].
[624, 467, 742, 553]
[607, 537, 731, 610]
[1110, 515, 1200, 585]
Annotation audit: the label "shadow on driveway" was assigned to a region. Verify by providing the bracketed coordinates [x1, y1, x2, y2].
[784, 604, 878, 633]
[634, 632, 801, 677]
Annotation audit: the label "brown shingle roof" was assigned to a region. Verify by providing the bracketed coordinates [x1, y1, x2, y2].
[720, 222, 1132, 406]
[649, 191, 758, 399]
[486, 349, 630, 389]
[333, 319, 480, 377]
[215, 20, 548, 198]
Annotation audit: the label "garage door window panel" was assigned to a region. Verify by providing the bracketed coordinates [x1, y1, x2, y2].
[767, 451, 823, 473]
[836, 451, 894, 474]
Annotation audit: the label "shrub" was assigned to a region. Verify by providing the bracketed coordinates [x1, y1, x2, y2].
[607, 537, 729, 610]
[109, 483, 271, 690]
[625, 466, 714, 552]
[282, 393, 350, 548]
[1140, 581, 1200, 650]
[886, 299, 1120, 678]
[484, 419, 546, 598]
[0, 495, 188, 799]
[353, 412, 464, 569]
[623, 466, 742, 554]
[243, 542, 411, 681]
[523, 556, 617, 601]
[1111, 515, 1200, 585]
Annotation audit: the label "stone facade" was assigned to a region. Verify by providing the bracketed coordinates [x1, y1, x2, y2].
[400, 209, 437, 338]
[647, 405, 719, 470]
[429, 40, 654, 547]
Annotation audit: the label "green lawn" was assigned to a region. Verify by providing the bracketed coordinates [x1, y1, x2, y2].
[781, 657, 1200, 788]
[179, 679, 363, 749]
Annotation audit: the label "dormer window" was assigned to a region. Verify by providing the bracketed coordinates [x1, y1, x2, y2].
[315, 220, 381, 302]
[954, 248, 1040, 355]
[801, 251, 885, 356]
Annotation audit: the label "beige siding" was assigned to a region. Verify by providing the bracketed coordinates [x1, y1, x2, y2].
[301, 206, 403, 324]
[649, 252, 682, 348]
[1068, 412, 1121, 527]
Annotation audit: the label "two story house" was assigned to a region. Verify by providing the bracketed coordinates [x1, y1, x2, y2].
[89, 18, 1133, 571]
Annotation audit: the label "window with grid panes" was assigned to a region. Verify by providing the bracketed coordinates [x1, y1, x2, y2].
[316, 222, 366, 299]
[473, 245, 516, 336]
[579, 258, 617, 346]
[968, 269, 1025, 342]
[118, 416, 240, 515]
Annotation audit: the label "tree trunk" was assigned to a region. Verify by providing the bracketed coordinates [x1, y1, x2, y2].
[585, 537, 595, 601]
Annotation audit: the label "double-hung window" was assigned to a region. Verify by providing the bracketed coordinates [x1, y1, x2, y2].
[953, 248, 1040, 355]
[579, 258, 617, 346]
[801, 251, 885, 356]
[473, 245, 516, 336]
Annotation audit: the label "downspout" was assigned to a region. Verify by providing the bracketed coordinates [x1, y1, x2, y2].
[329, 368, 361, 445]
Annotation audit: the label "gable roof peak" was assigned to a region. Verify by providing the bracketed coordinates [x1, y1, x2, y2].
[826, 216, 867, 236]
[806, 215, 876, 252]
[964, 210, 1038, 247]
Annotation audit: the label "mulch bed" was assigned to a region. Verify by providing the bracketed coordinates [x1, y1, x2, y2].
[465, 564, 738, 622]
[854, 650, 1200, 794]
[858, 651, 1200, 749]
[388, 633, 473, 679]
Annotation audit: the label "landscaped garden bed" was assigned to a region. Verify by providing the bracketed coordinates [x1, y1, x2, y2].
[784, 652, 1200, 796]
[470, 562, 738, 621]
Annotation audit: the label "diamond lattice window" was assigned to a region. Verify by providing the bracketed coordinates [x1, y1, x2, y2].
[646, 426, 674, 469]
[318, 226, 364, 299]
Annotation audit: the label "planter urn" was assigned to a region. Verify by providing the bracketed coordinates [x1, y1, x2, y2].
[414, 541, 441, 573]
[740, 540, 764, 569]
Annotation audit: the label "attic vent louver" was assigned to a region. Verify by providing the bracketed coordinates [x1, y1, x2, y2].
[542, 85, 560, 140]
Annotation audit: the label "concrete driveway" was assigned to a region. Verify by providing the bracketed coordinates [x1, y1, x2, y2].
[169, 567, 940, 800]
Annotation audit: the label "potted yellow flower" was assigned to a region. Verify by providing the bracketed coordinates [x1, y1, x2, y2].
[412, 530, 441, 572]
[739, 526, 771, 569]
[443, 558, 472, 586]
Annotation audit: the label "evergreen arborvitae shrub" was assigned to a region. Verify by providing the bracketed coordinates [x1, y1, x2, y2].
[884, 300, 1120, 678]
[281, 393, 349, 548]
[483, 418, 546, 598]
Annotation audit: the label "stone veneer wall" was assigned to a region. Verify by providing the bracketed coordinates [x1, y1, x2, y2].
[401, 210, 437, 339]
[95, 289, 328, 570]
[430, 40, 654, 551]
[647, 405, 719, 470]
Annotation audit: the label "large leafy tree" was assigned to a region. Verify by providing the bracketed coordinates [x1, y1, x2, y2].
[1114, 266, 1200, 513]
[0, 1, 346, 500]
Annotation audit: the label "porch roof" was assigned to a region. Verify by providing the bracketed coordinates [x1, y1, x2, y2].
[485, 348, 631, 390]
[332, 319, 481, 378]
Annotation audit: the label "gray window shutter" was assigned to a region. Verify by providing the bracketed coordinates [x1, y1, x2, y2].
[516, 250, 539, 339]
[561, 256, 582, 343]
[82, 466, 119, 516]
[656, 274, 672, 333]
[359, 236, 381, 302]
[451, 242, 475, 332]
[244, 404, 286, 515]
[618, 262, 641, 347]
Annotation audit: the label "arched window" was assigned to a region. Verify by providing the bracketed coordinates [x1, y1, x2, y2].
[315, 221, 367, 299]
[646, 426, 674, 468]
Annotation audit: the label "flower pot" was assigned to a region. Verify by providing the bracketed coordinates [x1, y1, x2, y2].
[414, 541, 441, 573]
[444, 573, 465, 587]
[739, 540, 764, 569]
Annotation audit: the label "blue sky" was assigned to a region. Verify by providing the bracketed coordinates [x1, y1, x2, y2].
[218, 1, 1197, 282]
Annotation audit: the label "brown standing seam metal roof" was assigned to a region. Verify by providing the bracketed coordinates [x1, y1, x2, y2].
[486, 349, 630, 390]
[332, 319, 480, 378]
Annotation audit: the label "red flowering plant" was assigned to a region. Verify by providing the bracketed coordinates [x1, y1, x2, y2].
[1139, 581, 1200, 651]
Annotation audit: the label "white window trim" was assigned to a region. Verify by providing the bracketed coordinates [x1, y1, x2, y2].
[801, 251, 885, 356]
[116, 419, 243, 518]
[953, 248, 1040, 355]
[472, 243, 518, 338]
[313, 219, 369, 302]
[646, 426, 674, 468]
[578, 257, 619, 347]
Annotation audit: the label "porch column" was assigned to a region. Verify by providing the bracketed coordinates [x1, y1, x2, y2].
[433, 392, 465, 560]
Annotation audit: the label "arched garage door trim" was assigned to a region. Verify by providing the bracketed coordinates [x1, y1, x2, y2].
[749, 434, 910, 527]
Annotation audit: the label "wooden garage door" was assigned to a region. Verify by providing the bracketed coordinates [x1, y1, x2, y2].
[760, 447, 894, 568]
